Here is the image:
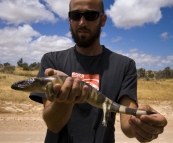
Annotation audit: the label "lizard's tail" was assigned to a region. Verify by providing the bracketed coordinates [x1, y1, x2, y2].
[110, 102, 156, 116]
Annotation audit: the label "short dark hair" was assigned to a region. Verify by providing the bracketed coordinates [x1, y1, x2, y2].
[100, 0, 104, 13]
[69, 0, 105, 13]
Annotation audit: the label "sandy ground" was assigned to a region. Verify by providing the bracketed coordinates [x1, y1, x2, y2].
[0, 101, 172, 143]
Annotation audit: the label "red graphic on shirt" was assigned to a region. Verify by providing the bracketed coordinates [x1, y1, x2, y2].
[72, 72, 99, 90]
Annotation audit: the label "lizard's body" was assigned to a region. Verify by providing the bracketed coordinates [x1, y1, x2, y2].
[11, 75, 155, 126]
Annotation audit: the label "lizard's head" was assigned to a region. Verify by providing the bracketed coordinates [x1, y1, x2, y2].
[11, 77, 47, 92]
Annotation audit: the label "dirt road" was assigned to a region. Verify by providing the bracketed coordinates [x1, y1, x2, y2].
[0, 101, 172, 143]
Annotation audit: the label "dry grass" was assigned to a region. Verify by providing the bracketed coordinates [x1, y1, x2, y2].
[1, 71, 173, 103]
[0, 73, 35, 103]
[0, 68, 173, 109]
[0, 68, 38, 104]
[137, 79, 173, 102]
[1, 67, 38, 102]
[0, 70, 40, 113]
[13, 67, 38, 77]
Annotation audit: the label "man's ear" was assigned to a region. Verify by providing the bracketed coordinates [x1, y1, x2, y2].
[101, 14, 107, 27]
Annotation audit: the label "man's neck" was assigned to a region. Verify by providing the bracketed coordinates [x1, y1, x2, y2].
[75, 40, 103, 56]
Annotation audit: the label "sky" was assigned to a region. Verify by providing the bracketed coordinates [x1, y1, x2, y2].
[0, 0, 173, 71]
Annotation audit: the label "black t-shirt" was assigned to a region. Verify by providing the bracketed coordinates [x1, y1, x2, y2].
[30, 46, 137, 143]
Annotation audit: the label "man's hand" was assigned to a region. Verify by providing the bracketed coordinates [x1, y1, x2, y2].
[45, 68, 68, 77]
[129, 104, 167, 142]
[42, 68, 90, 132]
[44, 68, 89, 104]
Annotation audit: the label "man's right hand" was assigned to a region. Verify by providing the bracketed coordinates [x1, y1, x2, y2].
[44, 68, 89, 104]
[42, 68, 89, 133]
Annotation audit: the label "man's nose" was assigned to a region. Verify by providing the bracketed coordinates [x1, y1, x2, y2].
[78, 15, 87, 26]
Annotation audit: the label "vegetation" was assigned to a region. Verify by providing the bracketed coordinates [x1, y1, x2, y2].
[0, 58, 39, 77]
[17, 58, 40, 71]
[0, 71, 172, 105]
[0, 62, 15, 74]
[137, 79, 173, 102]
[1, 58, 173, 80]
[0, 64, 173, 113]
[0, 58, 172, 104]
[137, 67, 173, 80]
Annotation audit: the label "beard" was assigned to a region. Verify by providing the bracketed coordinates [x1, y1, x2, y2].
[70, 22, 102, 48]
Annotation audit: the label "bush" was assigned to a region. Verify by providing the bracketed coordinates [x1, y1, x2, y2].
[0, 64, 15, 74]
[22, 63, 29, 71]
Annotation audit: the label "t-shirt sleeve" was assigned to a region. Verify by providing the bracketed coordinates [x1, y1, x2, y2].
[117, 60, 137, 103]
[29, 53, 56, 104]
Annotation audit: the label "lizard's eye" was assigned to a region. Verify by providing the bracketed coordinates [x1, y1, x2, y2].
[27, 78, 35, 84]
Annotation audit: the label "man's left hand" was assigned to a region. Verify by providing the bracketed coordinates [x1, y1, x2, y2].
[128, 104, 167, 142]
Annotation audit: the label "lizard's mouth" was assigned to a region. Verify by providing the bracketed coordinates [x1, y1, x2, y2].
[11, 78, 36, 90]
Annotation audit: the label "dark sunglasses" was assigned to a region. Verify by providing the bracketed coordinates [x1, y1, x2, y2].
[68, 10, 103, 21]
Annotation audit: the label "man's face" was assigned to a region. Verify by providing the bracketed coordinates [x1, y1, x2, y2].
[70, 20, 102, 48]
[69, 0, 104, 48]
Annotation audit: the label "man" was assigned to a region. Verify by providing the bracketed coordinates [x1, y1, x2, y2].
[30, 0, 167, 142]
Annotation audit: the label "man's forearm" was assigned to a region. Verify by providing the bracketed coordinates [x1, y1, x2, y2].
[120, 114, 134, 138]
[119, 95, 138, 138]
[43, 100, 74, 133]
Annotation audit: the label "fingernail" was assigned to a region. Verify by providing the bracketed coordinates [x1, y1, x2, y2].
[131, 115, 134, 119]
[128, 119, 131, 124]
[130, 115, 137, 122]
[67, 77, 73, 82]
[128, 115, 132, 124]
[74, 78, 80, 84]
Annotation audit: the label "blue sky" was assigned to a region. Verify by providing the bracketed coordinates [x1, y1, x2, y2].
[0, 0, 173, 71]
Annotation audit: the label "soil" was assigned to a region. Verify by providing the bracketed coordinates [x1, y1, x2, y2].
[0, 101, 172, 143]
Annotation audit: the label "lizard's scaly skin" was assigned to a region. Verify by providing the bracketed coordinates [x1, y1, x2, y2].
[11, 75, 155, 126]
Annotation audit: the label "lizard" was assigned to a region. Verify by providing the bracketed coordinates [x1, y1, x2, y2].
[11, 74, 156, 126]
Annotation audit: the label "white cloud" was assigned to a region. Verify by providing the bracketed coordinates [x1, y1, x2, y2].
[167, 55, 173, 61]
[66, 31, 71, 37]
[30, 35, 74, 52]
[0, 24, 40, 47]
[161, 56, 173, 64]
[130, 48, 138, 53]
[0, 25, 74, 65]
[106, 0, 173, 29]
[128, 53, 161, 64]
[114, 48, 173, 70]
[160, 32, 169, 39]
[0, 0, 56, 25]
[111, 36, 122, 42]
[101, 32, 107, 37]
[127, 52, 173, 70]
[160, 32, 173, 40]
[44, 0, 70, 19]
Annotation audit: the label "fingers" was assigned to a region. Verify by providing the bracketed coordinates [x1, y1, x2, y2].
[55, 77, 74, 102]
[138, 104, 167, 127]
[129, 115, 159, 142]
[52, 77, 89, 104]
[140, 114, 167, 127]
[137, 104, 157, 113]
[66, 78, 80, 102]
[75, 85, 88, 103]
[45, 68, 68, 76]
[45, 68, 54, 76]
[130, 127, 158, 142]
[129, 104, 168, 142]
[44, 68, 89, 104]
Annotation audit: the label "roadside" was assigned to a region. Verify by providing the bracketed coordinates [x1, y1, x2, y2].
[0, 100, 172, 143]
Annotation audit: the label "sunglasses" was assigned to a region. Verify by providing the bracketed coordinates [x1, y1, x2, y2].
[68, 10, 103, 21]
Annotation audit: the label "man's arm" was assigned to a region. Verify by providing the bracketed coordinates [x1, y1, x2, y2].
[43, 98, 74, 133]
[119, 95, 137, 138]
[119, 95, 167, 142]
[42, 69, 89, 133]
